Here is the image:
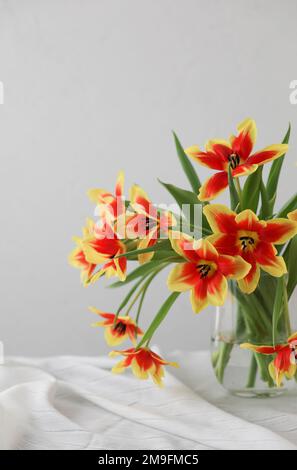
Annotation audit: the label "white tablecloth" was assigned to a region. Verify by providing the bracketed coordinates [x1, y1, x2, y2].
[1, 352, 297, 450]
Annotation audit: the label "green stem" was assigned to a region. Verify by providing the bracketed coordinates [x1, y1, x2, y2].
[282, 276, 291, 337]
[125, 287, 146, 316]
[235, 178, 243, 207]
[135, 266, 166, 326]
[215, 342, 233, 384]
[246, 354, 258, 388]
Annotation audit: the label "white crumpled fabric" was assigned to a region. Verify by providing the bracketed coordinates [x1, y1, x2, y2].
[0, 352, 296, 450]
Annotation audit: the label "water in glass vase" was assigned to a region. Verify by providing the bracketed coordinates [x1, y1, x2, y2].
[211, 336, 288, 397]
[211, 278, 297, 398]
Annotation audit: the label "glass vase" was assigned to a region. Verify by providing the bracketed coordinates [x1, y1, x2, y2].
[211, 276, 297, 398]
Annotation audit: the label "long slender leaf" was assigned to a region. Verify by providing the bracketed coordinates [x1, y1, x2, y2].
[259, 178, 271, 219]
[283, 235, 297, 298]
[158, 180, 200, 207]
[266, 124, 291, 213]
[136, 292, 180, 348]
[114, 240, 173, 260]
[173, 132, 201, 193]
[277, 192, 297, 218]
[242, 167, 262, 212]
[272, 276, 285, 345]
[159, 179, 204, 233]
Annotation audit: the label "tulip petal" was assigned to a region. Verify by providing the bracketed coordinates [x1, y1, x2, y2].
[203, 204, 237, 234]
[137, 231, 158, 265]
[268, 361, 284, 387]
[87, 188, 114, 204]
[129, 184, 153, 217]
[261, 218, 297, 244]
[82, 240, 117, 265]
[169, 232, 199, 263]
[190, 279, 208, 313]
[235, 209, 264, 232]
[288, 210, 297, 222]
[192, 238, 219, 262]
[167, 262, 198, 292]
[254, 242, 287, 277]
[186, 144, 229, 171]
[232, 118, 257, 161]
[240, 343, 278, 354]
[68, 246, 96, 285]
[104, 327, 128, 346]
[113, 253, 127, 281]
[207, 271, 228, 306]
[217, 254, 251, 280]
[207, 233, 238, 256]
[237, 261, 260, 294]
[205, 139, 232, 158]
[248, 144, 288, 166]
[288, 331, 297, 343]
[198, 172, 229, 201]
[232, 163, 258, 177]
[115, 170, 124, 197]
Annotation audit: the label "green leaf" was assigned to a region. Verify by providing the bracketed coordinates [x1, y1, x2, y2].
[114, 240, 173, 260]
[272, 276, 285, 345]
[159, 179, 206, 235]
[228, 165, 240, 211]
[108, 260, 167, 288]
[266, 123, 291, 213]
[173, 132, 201, 193]
[277, 192, 297, 218]
[242, 167, 262, 212]
[283, 235, 297, 299]
[158, 180, 200, 207]
[136, 292, 180, 348]
[259, 178, 271, 219]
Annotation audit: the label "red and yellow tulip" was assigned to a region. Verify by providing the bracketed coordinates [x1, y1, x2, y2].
[126, 184, 176, 264]
[82, 223, 127, 283]
[69, 219, 97, 285]
[167, 233, 251, 313]
[241, 332, 297, 387]
[110, 347, 178, 387]
[69, 220, 127, 284]
[87, 171, 125, 224]
[186, 119, 288, 201]
[204, 204, 297, 294]
[89, 307, 143, 346]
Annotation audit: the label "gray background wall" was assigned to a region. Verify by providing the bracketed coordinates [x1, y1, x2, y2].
[0, 0, 296, 356]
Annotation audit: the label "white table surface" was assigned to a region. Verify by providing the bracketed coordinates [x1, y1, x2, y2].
[1, 351, 297, 450]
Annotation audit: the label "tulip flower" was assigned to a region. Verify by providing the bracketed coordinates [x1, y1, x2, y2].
[241, 332, 297, 387]
[87, 171, 125, 223]
[185, 118, 288, 201]
[81, 223, 127, 283]
[110, 347, 178, 386]
[126, 184, 176, 264]
[69, 219, 97, 285]
[204, 204, 297, 294]
[89, 307, 143, 346]
[167, 233, 251, 313]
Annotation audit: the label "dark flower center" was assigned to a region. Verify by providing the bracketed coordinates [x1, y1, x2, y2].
[228, 153, 240, 169]
[114, 322, 126, 335]
[240, 236, 255, 251]
[197, 264, 211, 279]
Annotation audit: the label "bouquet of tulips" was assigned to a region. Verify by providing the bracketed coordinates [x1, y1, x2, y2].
[70, 118, 297, 389]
